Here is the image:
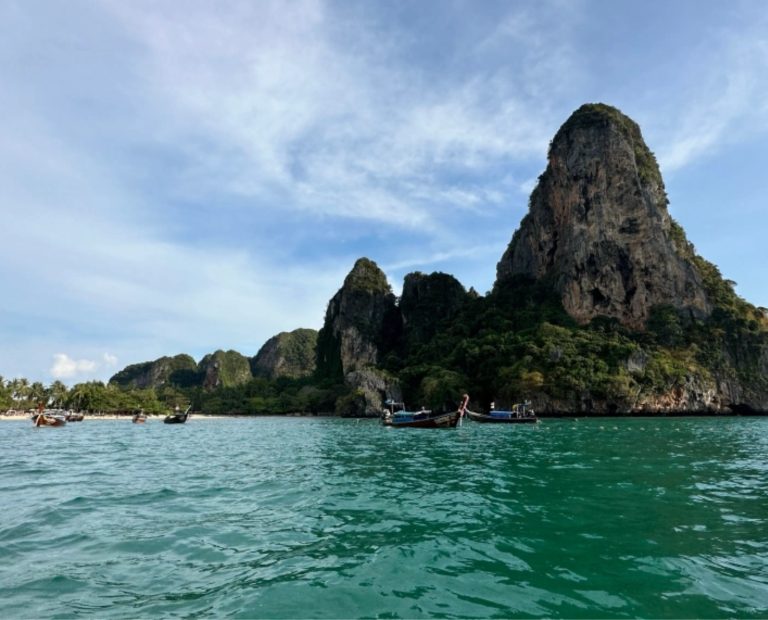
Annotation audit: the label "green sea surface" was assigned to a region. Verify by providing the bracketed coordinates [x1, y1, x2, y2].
[1, 417, 767, 618]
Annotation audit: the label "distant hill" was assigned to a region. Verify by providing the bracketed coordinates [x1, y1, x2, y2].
[250, 328, 318, 380]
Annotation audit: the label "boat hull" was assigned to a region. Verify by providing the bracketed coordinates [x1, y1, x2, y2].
[65, 413, 84, 422]
[467, 410, 539, 424]
[132, 416, 147, 424]
[382, 410, 461, 428]
[33, 414, 66, 427]
[163, 414, 189, 424]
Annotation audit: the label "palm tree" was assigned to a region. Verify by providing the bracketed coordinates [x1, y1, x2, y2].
[49, 380, 69, 409]
[8, 378, 22, 409]
[0, 376, 10, 410]
[68, 383, 87, 412]
[30, 382, 46, 408]
[17, 378, 30, 408]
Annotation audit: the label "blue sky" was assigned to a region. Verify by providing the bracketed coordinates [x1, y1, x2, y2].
[2, 0, 767, 384]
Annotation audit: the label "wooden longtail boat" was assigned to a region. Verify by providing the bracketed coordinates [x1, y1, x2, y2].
[32, 404, 66, 427]
[163, 406, 191, 424]
[33, 414, 67, 427]
[132, 412, 148, 423]
[466, 401, 540, 424]
[381, 394, 469, 429]
[65, 412, 84, 422]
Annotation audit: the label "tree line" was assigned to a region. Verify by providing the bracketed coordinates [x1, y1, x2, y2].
[0, 375, 344, 416]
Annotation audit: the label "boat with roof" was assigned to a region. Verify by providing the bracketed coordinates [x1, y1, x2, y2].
[380, 394, 469, 428]
[466, 400, 540, 424]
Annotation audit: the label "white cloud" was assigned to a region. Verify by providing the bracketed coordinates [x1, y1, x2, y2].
[657, 26, 768, 171]
[50, 354, 98, 379]
[103, 353, 118, 367]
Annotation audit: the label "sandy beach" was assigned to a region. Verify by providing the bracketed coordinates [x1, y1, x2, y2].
[0, 413, 235, 421]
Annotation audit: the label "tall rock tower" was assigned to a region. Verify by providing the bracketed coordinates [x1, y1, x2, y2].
[496, 103, 710, 329]
[315, 258, 400, 380]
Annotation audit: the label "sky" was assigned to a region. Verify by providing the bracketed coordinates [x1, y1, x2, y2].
[2, 0, 768, 385]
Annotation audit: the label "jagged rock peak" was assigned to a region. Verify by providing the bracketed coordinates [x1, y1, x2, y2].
[343, 257, 393, 294]
[496, 102, 711, 329]
[250, 329, 318, 379]
[315, 257, 400, 380]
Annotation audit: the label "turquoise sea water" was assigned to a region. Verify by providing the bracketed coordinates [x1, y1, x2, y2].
[1, 417, 767, 619]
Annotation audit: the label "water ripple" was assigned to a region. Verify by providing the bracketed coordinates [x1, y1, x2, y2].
[1, 417, 768, 618]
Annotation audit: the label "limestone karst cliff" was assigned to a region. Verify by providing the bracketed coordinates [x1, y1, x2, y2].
[400, 272, 468, 351]
[314, 258, 403, 416]
[110, 350, 252, 392]
[315, 258, 400, 381]
[109, 354, 198, 390]
[106, 102, 768, 416]
[250, 328, 317, 379]
[198, 350, 252, 390]
[496, 103, 711, 329]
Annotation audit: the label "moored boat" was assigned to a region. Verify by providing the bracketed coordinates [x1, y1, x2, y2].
[381, 394, 469, 428]
[132, 411, 148, 423]
[164, 406, 191, 424]
[32, 404, 66, 427]
[466, 401, 539, 424]
[65, 412, 84, 422]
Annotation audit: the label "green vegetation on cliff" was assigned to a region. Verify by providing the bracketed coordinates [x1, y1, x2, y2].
[210, 350, 252, 388]
[315, 325, 344, 382]
[251, 329, 318, 379]
[665, 217, 768, 399]
[109, 354, 198, 389]
[385, 268, 767, 412]
[343, 257, 392, 294]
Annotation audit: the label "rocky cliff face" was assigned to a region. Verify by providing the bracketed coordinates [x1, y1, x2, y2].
[198, 350, 252, 390]
[109, 354, 198, 389]
[341, 369, 403, 417]
[529, 367, 768, 415]
[251, 329, 318, 379]
[496, 103, 710, 329]
[400, 272, 467, 349]
[316, 258, 400, 380]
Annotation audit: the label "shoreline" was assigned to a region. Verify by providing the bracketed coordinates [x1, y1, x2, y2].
[0, 414, 244, 421]
[3, 411, 768, 421]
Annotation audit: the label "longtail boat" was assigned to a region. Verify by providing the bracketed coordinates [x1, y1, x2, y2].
[65, 412, 84, 422]
[466, 400, 540, 424]
[381, 394, 469, 429]
[32, 403, 66, 427]
[164, 406, 191, 424]
[132, 411, 148, 424]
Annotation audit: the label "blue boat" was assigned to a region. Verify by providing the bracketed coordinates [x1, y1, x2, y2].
[466, 401, 539, 424]
[381, 395, 469, 428]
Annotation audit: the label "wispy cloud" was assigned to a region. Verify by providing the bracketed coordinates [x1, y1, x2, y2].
[101, 0, 576, 231]
[657, 19, 768, 171]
